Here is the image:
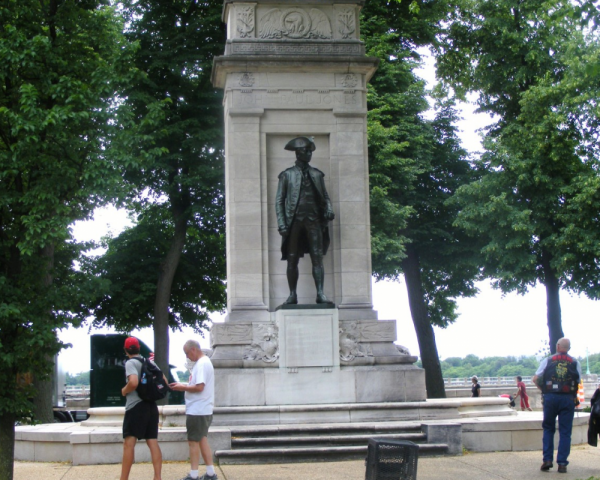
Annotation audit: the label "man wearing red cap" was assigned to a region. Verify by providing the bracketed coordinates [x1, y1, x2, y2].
[120, 336, 163, 480]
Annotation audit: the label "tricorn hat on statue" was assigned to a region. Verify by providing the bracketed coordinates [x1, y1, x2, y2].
[284, 136, 316, 152]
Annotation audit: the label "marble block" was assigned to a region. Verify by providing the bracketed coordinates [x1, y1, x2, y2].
[277, 307, 340, 368]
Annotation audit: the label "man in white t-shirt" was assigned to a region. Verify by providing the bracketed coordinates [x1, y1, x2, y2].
[170, 340, 216, 480]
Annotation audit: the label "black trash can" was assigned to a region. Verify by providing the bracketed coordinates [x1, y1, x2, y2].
[365, 438, 419, 480]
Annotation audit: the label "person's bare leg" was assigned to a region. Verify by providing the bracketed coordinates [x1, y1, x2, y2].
[200, 436, 213, 467]
[120, 436, 137, 480]
[189, 440, 201, 471]
[146, 439, 162, 480]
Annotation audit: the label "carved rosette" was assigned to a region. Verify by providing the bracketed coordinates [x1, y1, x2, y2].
[243, 323, 279, 363]
[339, 322, 373, 361]
[239, 72, 255, 87]
[259, 8, 332, 40]
[337, 8, 356, 39]
[341, 73, 358, 88]
[236, 5, 255, 38]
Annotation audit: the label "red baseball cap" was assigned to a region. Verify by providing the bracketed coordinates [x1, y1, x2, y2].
[124, 337, 140, 349]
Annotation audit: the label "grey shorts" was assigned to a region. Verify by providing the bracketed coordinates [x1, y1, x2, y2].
[186, 414, 212, 441]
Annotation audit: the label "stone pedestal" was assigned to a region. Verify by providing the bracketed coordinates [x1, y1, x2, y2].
[210, 0, 426, 406]
[277, 307, 339, 368]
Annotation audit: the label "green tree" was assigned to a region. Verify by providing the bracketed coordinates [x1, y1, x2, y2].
[0, 1, 128, 478]
[86, 203, 225, 333]
[362, 1, 481, 398]
[66, 371, 90, 386]
[440, 355, 540, 378]
[437, 0, 600, 353]
[85, 0, 227, 377]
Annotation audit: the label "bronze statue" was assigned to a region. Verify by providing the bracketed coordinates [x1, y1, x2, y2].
[275, 136, 335, 305]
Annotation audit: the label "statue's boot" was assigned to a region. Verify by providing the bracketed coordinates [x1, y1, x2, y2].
[283, 291, 298, 304]
[283, 255, 299, 305]
[313, 263, 330, 304]
[316, 292, 330, 304]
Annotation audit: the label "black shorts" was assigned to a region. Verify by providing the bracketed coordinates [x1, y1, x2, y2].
[123, 401, 159, 440]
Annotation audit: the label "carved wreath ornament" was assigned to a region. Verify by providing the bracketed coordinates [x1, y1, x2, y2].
[259, 8, 333, 40]
[243, 323, 279, 363]
[339, 322, 372, 361]
[236, 6, 255, 38]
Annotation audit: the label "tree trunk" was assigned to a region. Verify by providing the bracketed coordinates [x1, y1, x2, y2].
[0, 411, 15, 480]
[153, 207, 188, 394]
[402, 244, 446, 399]
[32, 243, 55, 424]
[541, 249, 564, 354]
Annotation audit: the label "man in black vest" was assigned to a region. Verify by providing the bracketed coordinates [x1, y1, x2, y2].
[533, 337, 582, 473]
[275, 136, 335, 305]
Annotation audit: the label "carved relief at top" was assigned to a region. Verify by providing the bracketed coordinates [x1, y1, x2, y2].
[259, 8, 333, 40]
[337, 8, 356, 39]
[236, 5, 255, 38]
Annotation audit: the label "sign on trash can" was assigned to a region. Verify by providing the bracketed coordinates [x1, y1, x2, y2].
[365, 439, 419, 480]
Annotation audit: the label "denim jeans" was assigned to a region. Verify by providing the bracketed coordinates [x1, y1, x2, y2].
[542, 393, 576, 465]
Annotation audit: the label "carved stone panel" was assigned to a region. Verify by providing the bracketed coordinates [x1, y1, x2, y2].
[259, 8, 333, 39]
[210, 323, 252, 347]
[243, 322, 279, 363]
[336, 8, 356, 39]
[339, 320, 397, 342]
[339, 322, 373, 361]
[236, 4, 256, 38]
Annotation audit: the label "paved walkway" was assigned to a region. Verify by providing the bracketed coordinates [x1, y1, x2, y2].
[13, 445, 600, 480]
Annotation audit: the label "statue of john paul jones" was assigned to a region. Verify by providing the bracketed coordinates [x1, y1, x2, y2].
[275, 136, 335, 305]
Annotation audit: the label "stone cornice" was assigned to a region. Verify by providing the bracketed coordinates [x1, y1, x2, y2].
[212, 55, 380, 88]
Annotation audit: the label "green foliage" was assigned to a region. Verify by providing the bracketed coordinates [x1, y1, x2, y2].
[0, 0, 128, 421]
[0, 3, 129, 478]
[84, 203, 225, 332]
[85, 0, 227, 337]
[437, 0, 600, 349]
[66, 371, 90, 386]
[364, 1, 482, 329]
[441, 355, 541, 378]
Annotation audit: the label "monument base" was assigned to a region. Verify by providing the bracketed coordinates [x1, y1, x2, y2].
[210, 307, 426, 406]
[214, 364, 425, 407]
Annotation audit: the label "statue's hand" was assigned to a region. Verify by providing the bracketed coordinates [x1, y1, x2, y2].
[278, 228, 288, 237]
[325, 209, 335, 221]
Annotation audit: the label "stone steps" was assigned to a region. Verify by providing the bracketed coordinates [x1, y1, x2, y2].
[216, 443, 449, 464]
[215, 422, 448, 464]
[232, 432, 427, 447]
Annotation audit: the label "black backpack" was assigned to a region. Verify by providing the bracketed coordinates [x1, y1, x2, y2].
[129, 356, 169, 402]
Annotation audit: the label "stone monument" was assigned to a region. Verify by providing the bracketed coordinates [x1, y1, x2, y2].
[210, 0, 426, 407]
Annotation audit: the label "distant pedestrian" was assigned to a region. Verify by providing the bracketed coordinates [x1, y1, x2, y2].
[120, 337, 163, 480]
[515, 376, 533, 411]
[471, 376, 481, 398]
[170, 340, 216, 480]
[533, 337, 582, 474]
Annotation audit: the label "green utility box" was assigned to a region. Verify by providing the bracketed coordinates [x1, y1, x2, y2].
[90, 334, 184, 407]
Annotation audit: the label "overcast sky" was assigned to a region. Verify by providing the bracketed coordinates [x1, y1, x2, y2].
[57, 51, 600, 374]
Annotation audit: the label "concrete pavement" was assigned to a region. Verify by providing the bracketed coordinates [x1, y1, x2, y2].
[13, 445, 600, 480]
